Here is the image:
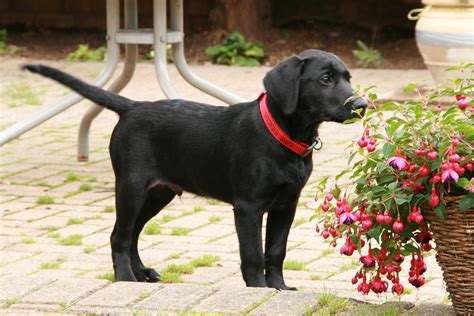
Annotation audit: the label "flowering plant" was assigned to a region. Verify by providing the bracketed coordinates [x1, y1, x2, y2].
[313, 65, 474, 295]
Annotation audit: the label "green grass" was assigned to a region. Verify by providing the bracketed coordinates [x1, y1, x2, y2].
[160, 271, 183, 283]
[321, 248, 336, 257]
[292, 216, 307, 227]
[208, 215, 222, 223]
[167, 252, 181, 260]
[79, 183, 93, 192]
[160, 214, 176, 223]
[190, 255, 220, 268]
[47, 231, 61, 239]
[4, 82, 42, 108]
[207, 199, 220, 205]
[310, 274, 323, 281]
[4, 298, 20, 307]
[65, 173, 79, 182]
[339, 260, 360, 272]
[163, 263, 194, 275]
[67, 217, 85, 225]
[193, 206, 205, 213]
[143, 220, 161, 235]
[37, 195, 55, 205]
[84, 246, 96, 254]
[403, 287, 413, 295]
[138, 290, 153, 300]
[103, 205, 115, 213]
[39, 259, 63, 270]
[316, 292, 351, 315]
[96, 272, 115, 281]
[56, 301, 70, 310]
[58, 234, 83, 246]
[171, 227, 191, 236]
[21, 237, 36, 244]
[283, 260, 307, 271]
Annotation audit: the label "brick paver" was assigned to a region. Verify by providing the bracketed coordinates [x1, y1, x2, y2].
[0, 57, 452, 314]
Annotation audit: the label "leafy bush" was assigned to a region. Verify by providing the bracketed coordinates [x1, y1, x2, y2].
[0, 29, 20, 56]
[66, 44, 106, 62]
[352, 40, 384, 67]
[205, 32, 265, 67]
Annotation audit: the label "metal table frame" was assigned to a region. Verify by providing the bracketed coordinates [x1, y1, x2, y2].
[0, 0, 244, 161]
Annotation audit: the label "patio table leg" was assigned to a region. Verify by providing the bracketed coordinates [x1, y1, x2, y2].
[169, 0, 245, 104]
[77, 0, 138, 161]
[153, 0, 179, 99]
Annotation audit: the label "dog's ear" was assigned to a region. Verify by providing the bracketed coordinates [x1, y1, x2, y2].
[263, 56, 304, 115]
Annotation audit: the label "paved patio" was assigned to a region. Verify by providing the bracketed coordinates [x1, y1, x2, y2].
[0, 58, 454, 315]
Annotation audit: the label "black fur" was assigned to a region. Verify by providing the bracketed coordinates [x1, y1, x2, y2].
[24, 49, 367, 290]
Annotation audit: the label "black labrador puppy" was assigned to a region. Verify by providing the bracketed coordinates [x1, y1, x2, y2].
[24, 49, 367, 290]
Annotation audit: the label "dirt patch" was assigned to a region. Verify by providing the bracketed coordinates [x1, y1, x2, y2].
[5, 22, 425, 69]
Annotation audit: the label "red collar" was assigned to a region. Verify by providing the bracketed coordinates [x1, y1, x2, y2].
[259, 93, 320, 157]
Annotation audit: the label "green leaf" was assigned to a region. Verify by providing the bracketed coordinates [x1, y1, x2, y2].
[243, 57, 260, 67]
[382, 143, 396, 158]
[433, 203, 447, 220]
[234, 55, 246, 66]
[244, 46, 265, 57]
[403, 243, 419, 253]
[367, 226, 382, 243]
[459, 195, 474, 212]
[395, 194, 411, 205]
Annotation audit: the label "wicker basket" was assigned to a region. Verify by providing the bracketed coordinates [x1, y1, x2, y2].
[424, 196, 474, 315]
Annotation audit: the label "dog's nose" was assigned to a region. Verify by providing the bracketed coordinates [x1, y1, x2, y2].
[352, 97, 368, 110]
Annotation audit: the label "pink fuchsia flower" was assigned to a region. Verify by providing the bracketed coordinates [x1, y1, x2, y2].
[387, 156, 408, 170]
[441, 168, 459, 183]
[339, 212, 358, 225]
[387, 149, 408, 171]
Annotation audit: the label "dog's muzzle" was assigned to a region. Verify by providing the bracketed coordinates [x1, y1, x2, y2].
[344, 94, 368, 113]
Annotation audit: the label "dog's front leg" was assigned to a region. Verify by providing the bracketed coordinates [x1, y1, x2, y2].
[265, 200, 298, 290]
[233, 201, 266, 287]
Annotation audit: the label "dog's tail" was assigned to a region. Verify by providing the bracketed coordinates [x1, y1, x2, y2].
[22, 64, 134, 115]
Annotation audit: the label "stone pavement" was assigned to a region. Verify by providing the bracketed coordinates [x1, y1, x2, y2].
[0, 57, 453, 315]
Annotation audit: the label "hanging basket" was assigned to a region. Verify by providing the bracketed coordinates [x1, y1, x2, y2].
[424, 196, 474, 315]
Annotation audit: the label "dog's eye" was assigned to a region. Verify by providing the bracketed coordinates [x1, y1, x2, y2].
[319, 75, 333, 86]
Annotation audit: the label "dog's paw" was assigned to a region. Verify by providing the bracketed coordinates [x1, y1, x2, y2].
[143, 267, 160, 283]
[266, 281, 298, 291]
[132, 266, 159, 282]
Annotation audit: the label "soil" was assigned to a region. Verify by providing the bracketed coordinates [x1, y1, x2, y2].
[5, 22, 425, 69]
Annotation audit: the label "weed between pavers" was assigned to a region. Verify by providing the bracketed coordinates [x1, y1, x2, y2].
[292, 216, 307, 227]
[159, 255, 221, 283]
[314, 292, 351, 315]
[95, 272, 115, 282]
[21, 237, 36, 244]
[3, 82, 42, 108]
[170, 227, 191, 236]
[143, 220, 161, 235]
[39, 259, 64, 270]
[67, 217, 85, 225]
[283, 260, 307, 271]
[208, 215, 222, 223]
[83, 246, 96, 254]
[190, 255, 220, 268]
[58, 234, 83, 246]
[103, 205, 115, 213]
[36, 195, 55, 205]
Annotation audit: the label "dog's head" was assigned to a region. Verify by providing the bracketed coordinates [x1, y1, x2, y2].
[263, 49, 367, 124]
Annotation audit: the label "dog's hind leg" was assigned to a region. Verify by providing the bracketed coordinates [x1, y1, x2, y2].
[110, 178, 148, 282]
[130, 185, 175, 282]
[264, 200, 298, 290]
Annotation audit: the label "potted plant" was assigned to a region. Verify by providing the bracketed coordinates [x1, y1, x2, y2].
[408, 0, 474, 85]
[312, 65, 473, 314]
